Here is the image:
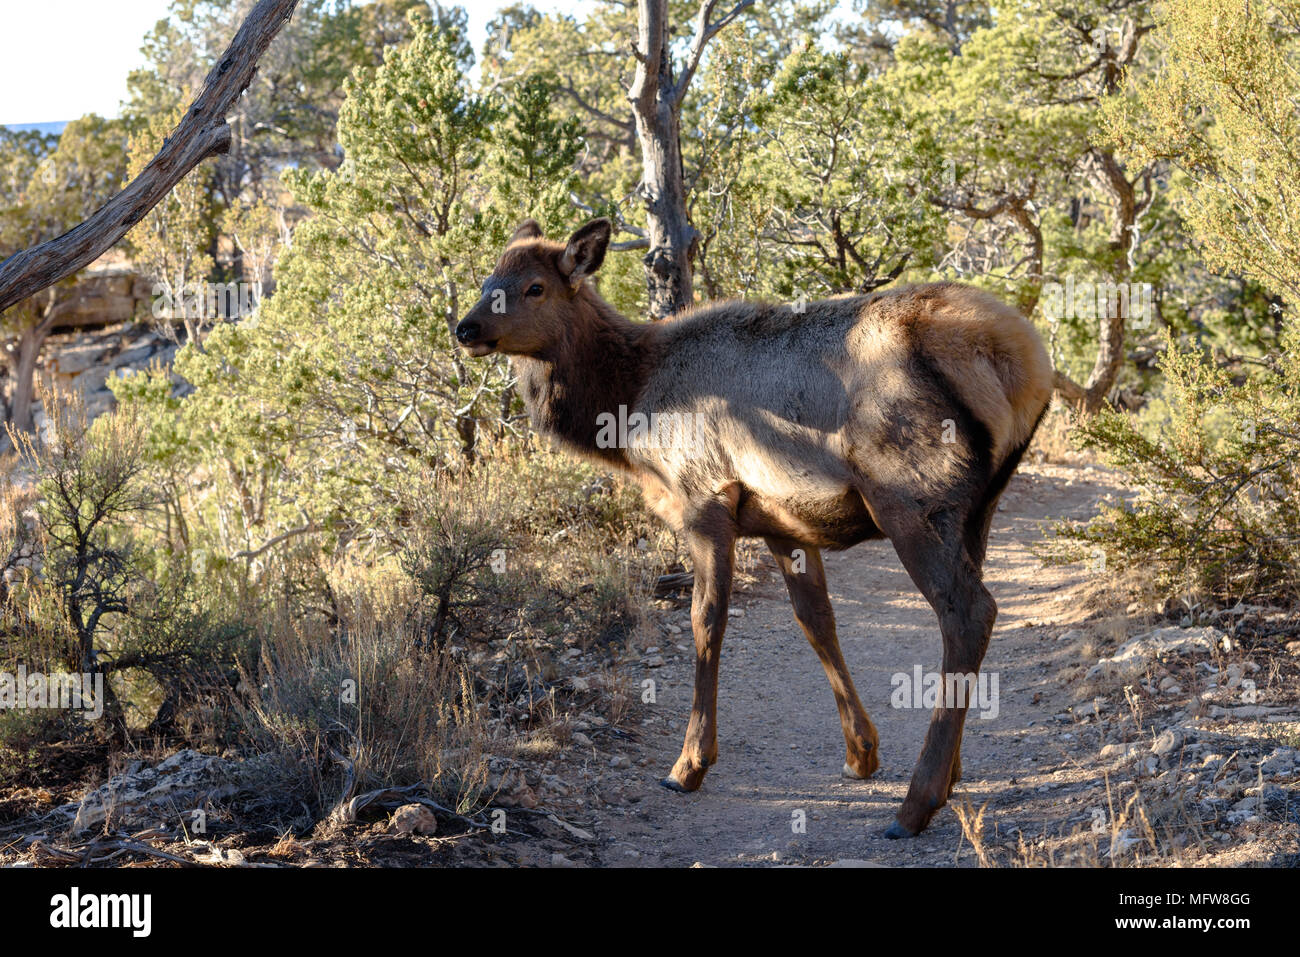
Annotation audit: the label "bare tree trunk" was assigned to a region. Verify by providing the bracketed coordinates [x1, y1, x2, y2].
[8, 321, 50, 434]
[629, 0, 752, 319]
[4, 295, 57, 436]
[630, 0, 696, 318]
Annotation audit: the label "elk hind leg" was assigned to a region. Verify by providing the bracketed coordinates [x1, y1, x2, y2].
[881, 507, 997, 838]
[766, 537, 879, 780]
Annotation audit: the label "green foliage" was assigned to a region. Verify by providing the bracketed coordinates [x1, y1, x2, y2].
[126, 107, 217, 341]
[484, 72, 584, 230]
[1102, 0, 1300, 304]
[113, 14, 592, 568]
[747, 43, 946, 297]
[1048, 326, 1300, 603]
[1045, 0, 1300, 606]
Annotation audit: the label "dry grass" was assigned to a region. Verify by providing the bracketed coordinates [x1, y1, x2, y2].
[237, 606, 490, 818]
[953, 772, 1205, 867]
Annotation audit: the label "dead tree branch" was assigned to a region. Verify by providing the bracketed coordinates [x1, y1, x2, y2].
[0, 0, 300, 315]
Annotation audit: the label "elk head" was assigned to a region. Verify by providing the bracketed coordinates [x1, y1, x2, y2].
[455, 218, 611, 357]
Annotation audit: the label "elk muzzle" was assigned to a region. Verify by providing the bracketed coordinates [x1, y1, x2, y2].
[454, 313, 497, 356]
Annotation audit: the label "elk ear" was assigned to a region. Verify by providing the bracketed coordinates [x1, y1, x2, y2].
[508, 219, 543, 246]
[559, 218, 611, 286]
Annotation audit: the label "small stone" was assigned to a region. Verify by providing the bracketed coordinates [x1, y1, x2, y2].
[572, 732, 594, 747]
[389, 804, 438, 836]
[644, 655, 666, 668]
[1151, 729, 1182, 757]
[609, 755, 632, 769]
[1097, 738, 1138, 764]
[550, 853, 578, 868]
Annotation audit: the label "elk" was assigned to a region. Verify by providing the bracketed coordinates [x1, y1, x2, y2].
[456, 218, 1053, 837]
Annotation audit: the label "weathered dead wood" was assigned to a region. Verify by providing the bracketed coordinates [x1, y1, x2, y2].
[0, 0, 300, 315]
[629, 0, 753, 318]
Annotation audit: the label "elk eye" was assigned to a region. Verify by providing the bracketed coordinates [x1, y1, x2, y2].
[525, 283, 544, 298]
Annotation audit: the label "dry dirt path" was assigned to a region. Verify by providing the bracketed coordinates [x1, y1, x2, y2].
[588, 462, 1131, 867]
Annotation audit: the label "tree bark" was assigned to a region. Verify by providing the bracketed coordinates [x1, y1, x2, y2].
[3, 292, 58, 437]
[0, 0, 300, 316]
[1054, 147, 1148, 414]
[629, 0, 752, 318]
[8, 319, 51, 434]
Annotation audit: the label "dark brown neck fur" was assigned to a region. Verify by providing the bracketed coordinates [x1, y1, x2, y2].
[511, 287, 655, 469]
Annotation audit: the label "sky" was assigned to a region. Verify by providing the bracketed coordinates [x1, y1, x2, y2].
[0, 0, 575, 126]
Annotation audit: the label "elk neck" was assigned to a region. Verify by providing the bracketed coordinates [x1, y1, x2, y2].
[510, 287, 656, 469]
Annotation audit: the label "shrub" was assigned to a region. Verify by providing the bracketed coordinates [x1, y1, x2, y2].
[3, 393, 252, 740]
[236, 608, 488, 816]
[1046, 325, 1300, 605]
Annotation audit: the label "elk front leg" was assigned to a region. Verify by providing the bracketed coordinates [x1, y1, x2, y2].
[662, 499, 737, 793]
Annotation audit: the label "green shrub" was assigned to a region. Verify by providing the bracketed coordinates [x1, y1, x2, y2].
[1046, 324, 1300, 605]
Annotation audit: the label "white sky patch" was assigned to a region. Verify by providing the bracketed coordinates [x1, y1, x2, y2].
[0, 0, 585, 127]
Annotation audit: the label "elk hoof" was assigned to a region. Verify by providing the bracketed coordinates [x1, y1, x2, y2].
[841, 748, 879, 780]
[884, 820, 918, 840]
[660, 775, 689, 793]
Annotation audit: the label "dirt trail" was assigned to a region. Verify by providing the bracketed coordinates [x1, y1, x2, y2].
[588, 462, 1131, 867]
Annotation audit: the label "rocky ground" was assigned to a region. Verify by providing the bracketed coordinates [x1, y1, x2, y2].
[38, 320, 183, 424]
[2, 461, 1297, 867]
